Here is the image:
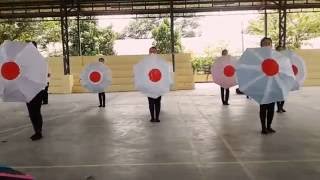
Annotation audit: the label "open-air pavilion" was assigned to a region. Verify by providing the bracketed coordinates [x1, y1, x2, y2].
[1, 1, 320, 179]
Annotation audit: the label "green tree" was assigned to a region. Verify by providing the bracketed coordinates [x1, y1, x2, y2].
[175, 17, 201, 38]
[121, 17, 200, 39]
[0, 21, 36, 42]
[151, 18, 182, 54]
[37, 21, 61, 49]
[191, 43, 230, 74]
[191, 56, 213, 74]
[121, 19, 161, 39]
[69, 19, 116, 56]
[0, 19, 60, 49]
[247, 13, 320, 49]
[99, 28, 117, 55]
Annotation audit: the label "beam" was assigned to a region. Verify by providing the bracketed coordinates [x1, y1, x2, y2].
[1, 1, 320, 19]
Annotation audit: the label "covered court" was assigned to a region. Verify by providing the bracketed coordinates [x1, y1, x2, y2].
[1, 0, 320, 179]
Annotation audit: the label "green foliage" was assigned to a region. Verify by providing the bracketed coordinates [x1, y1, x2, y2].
[69, 19, 116, 56]
[37, 21, 61, 49]
[121, 17, 200, 39]
[0, 18, 116, 56]
[121, 19, 161, 39]
[0, 19, 60, 49]
[99, 28, 117, 55]
[191, 56, 213, 74]
[151, 18, 182, 54]
[175, 17, 201, 38]
[191, 43, 230, 74]
[247, 13, 320, 49]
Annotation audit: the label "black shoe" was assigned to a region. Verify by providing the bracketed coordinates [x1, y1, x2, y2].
[43, 102, 48, 105]
[155, 119, 160, 122]
[261, 129, 268, 134]
[267, 128, 276, 133]
[30, 134, 36, 139]
[281, 109, 286, 112]
[30, 133, 43, 141]
[99, 105, 102, 107]
[102, 105, 105, 108]
[86, 176, 95, 180]
[150, 119, 156, 122]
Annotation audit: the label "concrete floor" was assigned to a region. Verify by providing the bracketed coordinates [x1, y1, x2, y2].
[1, 83, 320, 180]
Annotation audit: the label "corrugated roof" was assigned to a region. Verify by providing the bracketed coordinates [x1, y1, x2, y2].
[0, 0, 320, 19]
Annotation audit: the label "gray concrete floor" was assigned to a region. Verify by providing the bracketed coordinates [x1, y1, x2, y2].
[1, 83, 320, 180]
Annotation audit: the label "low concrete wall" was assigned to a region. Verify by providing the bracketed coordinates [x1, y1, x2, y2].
[48, 53, 194, 94]
[295, 49, 320, 86]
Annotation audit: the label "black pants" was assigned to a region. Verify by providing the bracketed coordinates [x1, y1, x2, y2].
[43, 83, 49, 104]
[220, 87, 229, 104]
[259, 102, 275, 130]
[148, 96, 161, 120]
[277, 101, 285, 111]
[98, 92, 105, 106]
[26, 91, 44, 134]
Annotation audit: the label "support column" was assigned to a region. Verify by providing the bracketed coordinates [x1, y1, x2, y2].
[170, 0, 175, 72]
[278, 0, 287, 48]
[264, 8, 268, 37]
[60, 0, 70, 75]
[77, 1, 82, 56]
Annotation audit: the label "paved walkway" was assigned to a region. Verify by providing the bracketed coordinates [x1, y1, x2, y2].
[1, 84, 320, 180]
